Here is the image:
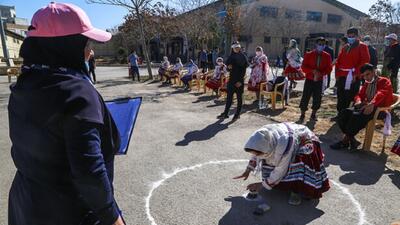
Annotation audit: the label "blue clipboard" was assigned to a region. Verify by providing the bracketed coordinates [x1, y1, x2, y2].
[105, 97, 142, 155]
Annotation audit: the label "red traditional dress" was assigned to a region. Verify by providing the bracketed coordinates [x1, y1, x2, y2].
[244, 123, 330, 199]
[205, 64, 227, 90]
[284, 47, 305, 81]
[248, 53, 269, 91]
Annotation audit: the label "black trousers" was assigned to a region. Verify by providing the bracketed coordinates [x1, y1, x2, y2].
[200, 61, 208, 73]
[337, 108, 385, 137]
[327, 72, 331, 88]
[131, 66, 140, 81]
[299, 79, 323, 112]
[336, 76, 361, 113]
[223, 83, 243, 116]
[89, 69, 96, 83]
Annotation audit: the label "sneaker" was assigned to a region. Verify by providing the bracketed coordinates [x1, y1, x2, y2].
[217, 113, 229, 119]
[288, 192, 302, 206]
[330, 141, 350, 150]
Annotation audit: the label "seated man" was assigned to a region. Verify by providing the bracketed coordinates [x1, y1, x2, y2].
[330, 63, 394, 151]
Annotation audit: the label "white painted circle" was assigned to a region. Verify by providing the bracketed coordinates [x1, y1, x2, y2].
[145, 159, 368, 225]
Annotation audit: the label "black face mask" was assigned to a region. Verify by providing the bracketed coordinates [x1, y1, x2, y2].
[20, 34, 89, 74]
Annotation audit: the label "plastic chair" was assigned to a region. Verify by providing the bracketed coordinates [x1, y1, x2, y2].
[259, 80, 286, 110]
[363, 94, 400, 152]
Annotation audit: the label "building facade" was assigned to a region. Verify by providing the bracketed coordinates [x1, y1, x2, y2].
[168, 0, 366, 61]
[0, 5, 28, 60]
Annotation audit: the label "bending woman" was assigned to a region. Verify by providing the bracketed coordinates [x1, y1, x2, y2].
[234, 123, 330, 206]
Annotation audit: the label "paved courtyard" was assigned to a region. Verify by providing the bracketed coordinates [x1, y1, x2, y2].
[0, 67, 399, 225]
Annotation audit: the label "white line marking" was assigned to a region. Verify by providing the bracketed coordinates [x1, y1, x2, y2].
[145, 159, 368, 225]
[330, 180, 369, 225]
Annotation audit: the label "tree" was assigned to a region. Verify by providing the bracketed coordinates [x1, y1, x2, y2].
[365, 0, 396, 42]
[86, 0, 155, 79]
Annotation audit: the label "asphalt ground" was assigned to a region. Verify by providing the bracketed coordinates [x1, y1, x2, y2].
[0, 67, 399, 225]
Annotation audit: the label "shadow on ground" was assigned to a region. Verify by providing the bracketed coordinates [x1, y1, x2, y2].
[176, 119, 234, 146]
[319, 124, 389, 186]
[219, 190, 323, 225]
[97, 80, 133, 88]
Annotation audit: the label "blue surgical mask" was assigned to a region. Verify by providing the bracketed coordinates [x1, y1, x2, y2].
[316, 45, 325, 52]
[347, 37, 356, 45]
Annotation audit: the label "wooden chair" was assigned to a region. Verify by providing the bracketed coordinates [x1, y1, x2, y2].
[363, 94, 400, 152]
[188, 71, 204, 92]
[172, 68, 187, 86]
[259, 80, 286, 110]
[7, 67, 20, 83]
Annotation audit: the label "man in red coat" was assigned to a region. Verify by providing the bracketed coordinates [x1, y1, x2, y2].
[299, 37, 332, 121]
[334, 27, 370, 120]
[331, 63, 394, 151]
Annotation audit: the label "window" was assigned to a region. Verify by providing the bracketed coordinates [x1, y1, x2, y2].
[306, 11, 322, 22]
[282, 37, 289, 45]
[264, 36, 271, 44]
[239, 35, 252, 43]
[260, 6, 278, 18]
[285, 9, 302, 19]
[327, 14, 342, 24]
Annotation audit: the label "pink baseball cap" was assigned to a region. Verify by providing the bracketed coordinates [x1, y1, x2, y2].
[27, 2, 112, 42]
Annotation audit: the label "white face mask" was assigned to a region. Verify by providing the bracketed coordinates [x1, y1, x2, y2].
[256, 51, 262, 56]
[217, 62, 223, 66]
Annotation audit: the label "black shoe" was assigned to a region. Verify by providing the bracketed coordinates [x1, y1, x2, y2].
[232, 114, 240, 122]
[217, 113, 229, 119]
[330, 141, 350, 150]
[349, 138, 361, 151]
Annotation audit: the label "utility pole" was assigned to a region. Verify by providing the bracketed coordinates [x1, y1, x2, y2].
[0, 10, 11, 66]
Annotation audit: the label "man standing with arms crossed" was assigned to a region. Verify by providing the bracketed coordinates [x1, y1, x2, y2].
[218, 41, 249, 121]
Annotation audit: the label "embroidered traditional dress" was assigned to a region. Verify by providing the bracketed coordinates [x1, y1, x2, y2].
[169, 61, 183, 78]
[284, 47, 305, 81]
[158, 59, 170, 77]
[244, 123, 330, 199]
[205, 64, 227, 90]
[180, 63, 199, 85]
[248, 53, 269, 91]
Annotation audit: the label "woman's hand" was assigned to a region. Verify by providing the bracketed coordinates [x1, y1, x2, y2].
[246, 182, 262, 192]
[233, 169, 251, 180]
[113, 216, 125, 225]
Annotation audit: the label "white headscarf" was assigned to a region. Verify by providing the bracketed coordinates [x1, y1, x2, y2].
[244, 123, 288, 155]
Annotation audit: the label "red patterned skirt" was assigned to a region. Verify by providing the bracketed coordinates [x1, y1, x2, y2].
[284, 66, 305, 81]
[206, 79, 222, 90]
[263, 141, 330, 199]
